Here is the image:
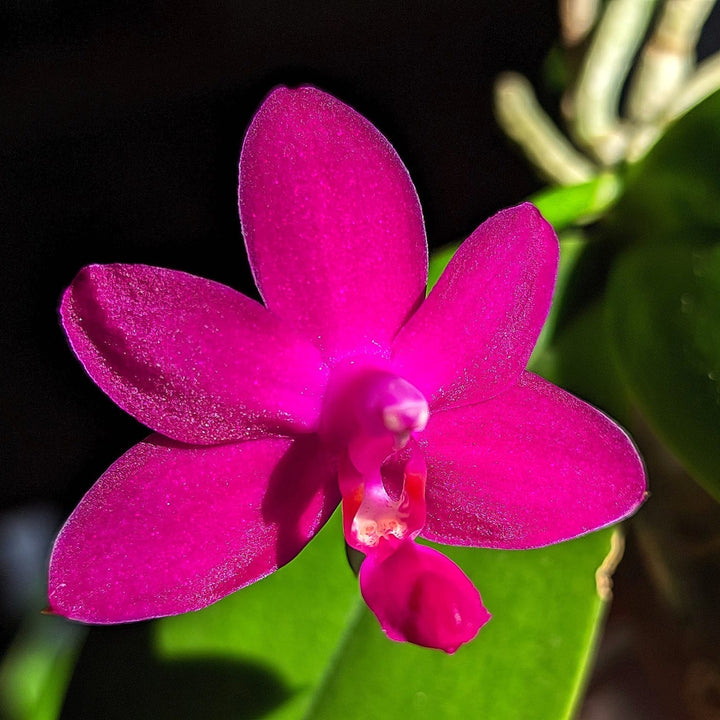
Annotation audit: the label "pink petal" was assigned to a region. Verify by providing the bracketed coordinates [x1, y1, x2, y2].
[359, 541, 490, 653]
[61, 264, 329, 445]
[48, 433, 339, 623]
[414, 372, 646, 549]
[239, 86, 427, 362]
[392, 204, 558, 410]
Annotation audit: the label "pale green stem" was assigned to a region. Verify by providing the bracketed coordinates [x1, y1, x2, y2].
[626, 0, 716, 124]
[494, 71, 598, 185]
[559, 0, 602, 47]
[667, 48, 720, 118]
[627, 48, 720, 160]
[570, 0, 658, 164]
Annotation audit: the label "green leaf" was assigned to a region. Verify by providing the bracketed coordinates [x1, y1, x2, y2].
[0, 615, 85, 720]
[427, 174, 618, 295]
[62, 514, 616, 720]
[59, 513, 356, 719]
[538, 299, 631, 427]
[609, 89, 720, 246]
[529, 230, 586, 370]
[607, 244, 720, 501]
[305, 532, 615, 720]
[532, 174, 622, 231]
[157, 513, 613, 720]
[155, 512, 359, 720]
[427, 244, 458, 292]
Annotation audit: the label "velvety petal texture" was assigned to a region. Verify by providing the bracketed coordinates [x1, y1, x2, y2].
[239, 86, 428, 362]
[417, 372, 647, 549]
[392, 204, 558, 410]
[61, 264, 329, 445]
[49, 434, 339, 623]
[359, 541, 490, 653]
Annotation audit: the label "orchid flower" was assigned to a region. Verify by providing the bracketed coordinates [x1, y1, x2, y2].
[48, 86, 646, 654]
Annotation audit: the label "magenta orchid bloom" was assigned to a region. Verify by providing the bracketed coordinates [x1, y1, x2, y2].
[49, 86, 646, 654]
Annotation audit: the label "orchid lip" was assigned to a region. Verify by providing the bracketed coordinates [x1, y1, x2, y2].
[352, 477, 410, 548]
[328, 364, 430, 556]
[330, 364, 488, 655]
[341, 449, 427, 556]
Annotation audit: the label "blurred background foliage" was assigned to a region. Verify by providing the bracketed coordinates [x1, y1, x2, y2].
[2, 1, 720, 718]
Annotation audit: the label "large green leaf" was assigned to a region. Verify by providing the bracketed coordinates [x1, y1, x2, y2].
[59, 499, 616, 719]
[607, 244, 720, 501]
[155, 512, 358, 720]
[58, 513, 356, 719]
[0, 616, 85, 720]
[152, 511, 615, 720]
[305, 531, 615, 720]
[608, 89, 720, 246]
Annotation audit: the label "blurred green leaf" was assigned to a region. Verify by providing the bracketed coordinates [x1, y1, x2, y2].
[529, 230, 586, 370]
[0, 615, 85, 720]
[607, 244, 720, 501]
[532, 174, 622, 231]
[538, 299, 631, 427]
[427, 175, 618, 295]
[609, 89, 720, 246]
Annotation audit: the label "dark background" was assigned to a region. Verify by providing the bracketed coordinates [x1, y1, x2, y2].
[3, 4, 720, 717]
[1, 0, 556, 516]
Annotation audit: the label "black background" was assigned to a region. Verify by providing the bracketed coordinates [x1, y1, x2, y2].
[1, 0, 556, 515]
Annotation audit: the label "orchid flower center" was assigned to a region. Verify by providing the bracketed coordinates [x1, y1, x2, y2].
[327, 367, 429, 559]
[325, 367, 488, 652]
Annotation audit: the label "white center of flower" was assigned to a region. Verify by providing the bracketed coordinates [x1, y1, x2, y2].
[351, 479, 410, 547]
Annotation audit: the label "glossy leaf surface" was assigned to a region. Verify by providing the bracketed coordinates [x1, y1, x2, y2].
[152, 513, 615, 720]
[609, 89, 720, 246]
[607, 244, 720, 501]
